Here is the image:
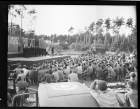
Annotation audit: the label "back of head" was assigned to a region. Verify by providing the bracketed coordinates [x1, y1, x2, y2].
[130, 72, 136, 79]
[97, 80, 107, 91]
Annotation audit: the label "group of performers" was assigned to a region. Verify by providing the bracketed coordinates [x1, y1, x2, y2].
[22, 47, 54, 57]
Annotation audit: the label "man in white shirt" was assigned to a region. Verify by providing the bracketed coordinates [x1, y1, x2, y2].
[64, 65, 71, 78]
[22, 67, 29, 77]
[76, 64, 83, 74]
[16, 70, 26, 83]
[68, 70, 79, 82]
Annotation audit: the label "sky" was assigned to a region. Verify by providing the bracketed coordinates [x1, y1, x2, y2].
[9, 5, 136, 36]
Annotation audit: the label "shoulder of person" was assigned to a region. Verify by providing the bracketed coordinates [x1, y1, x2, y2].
[90, 90, 99, 97]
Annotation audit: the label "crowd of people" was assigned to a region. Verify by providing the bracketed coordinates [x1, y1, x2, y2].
[8, 51, 137, 107]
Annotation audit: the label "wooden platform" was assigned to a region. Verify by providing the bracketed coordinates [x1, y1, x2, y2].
[8, 55, 70, 66]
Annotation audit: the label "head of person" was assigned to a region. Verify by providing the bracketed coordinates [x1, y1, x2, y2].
[21, 70, 24, 74]
[89, 63, 92, 66]
[23, 65, 27, 69]
[97, 80, 107, 91]
[129, 72, 136, 81]
[46, 76, 52, 83]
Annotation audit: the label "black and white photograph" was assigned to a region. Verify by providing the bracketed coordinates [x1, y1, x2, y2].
[8, 5, 137, 107]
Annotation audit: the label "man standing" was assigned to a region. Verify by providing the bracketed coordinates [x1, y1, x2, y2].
[57, 67, 65, 82]
[86, 63, 93, 80]
[52, 68, 59, 82]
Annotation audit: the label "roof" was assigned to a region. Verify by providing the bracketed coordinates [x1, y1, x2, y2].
[38, 82, 98, 107]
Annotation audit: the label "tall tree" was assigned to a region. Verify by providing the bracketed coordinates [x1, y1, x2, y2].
[104, 32, 112, 50]
[68, 26, 74, 43]
[104, 18, 111, 49]
[126, 18, 135, 52]
[28, 9, 37, 32]
[88, 22, 95, 34]
[126, 18, 133, 28]
[111, 17, 124, 51]
[68, 27, 74, 34]
[105, 18, 111, 32]
[88, 22, 95, 46]
[95, 19, 104, 48]
[14, 5, 27, 53]
[128, 24, 137, 52]
[8, 5, 17, 36]
[113, 17, 124, 35]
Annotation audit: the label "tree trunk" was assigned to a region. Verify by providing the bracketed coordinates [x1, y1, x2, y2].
[19, 12, 23, 54]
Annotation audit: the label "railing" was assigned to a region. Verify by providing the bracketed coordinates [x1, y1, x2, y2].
[12, 88, 38, 107]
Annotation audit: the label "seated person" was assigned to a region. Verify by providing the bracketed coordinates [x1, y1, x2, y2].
[125, 80, 138, 107]
[90, 80, 124, 107]
[44, 71, 53, 83]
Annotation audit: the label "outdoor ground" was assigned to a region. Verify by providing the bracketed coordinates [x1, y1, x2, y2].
[8, 51, 126, 106]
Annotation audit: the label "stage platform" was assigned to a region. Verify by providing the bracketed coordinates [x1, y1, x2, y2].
[8, 55, 71, 66]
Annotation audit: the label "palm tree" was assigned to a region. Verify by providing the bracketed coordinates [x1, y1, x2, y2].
[126, 18, 133, 29]
[68, 26, 74, 35]
[8, 5, 17, 36]
[113, 17, 124, 36]
[88, 22, 96, 46]
[68, 27, 74, 43]
[28, 9, 37, 33]
[14, 5, 27, 53]
[126, 18, 134, 52]
[111, 17, 124, 51]
[105, 18, 111, 33]
[96, 19, 103, 32]
[104, 18, 111, 49]
[88, 22, 95, 35]
[96, 19, 104, 40]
